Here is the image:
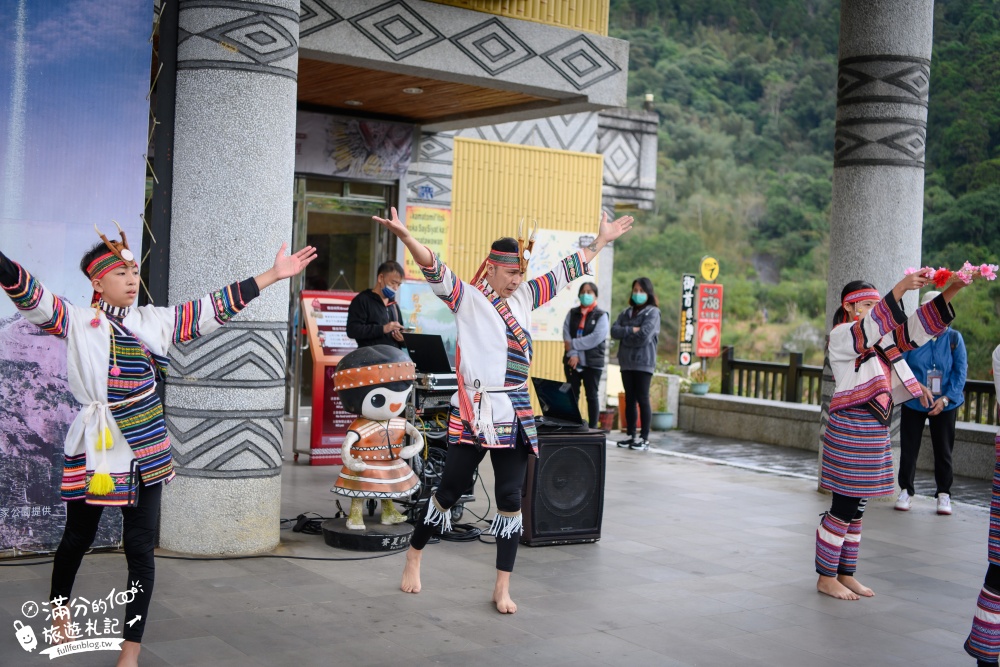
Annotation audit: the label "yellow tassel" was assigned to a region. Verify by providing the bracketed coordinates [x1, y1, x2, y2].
[95, 427, 114, 451]
[88, 472, 115, 496]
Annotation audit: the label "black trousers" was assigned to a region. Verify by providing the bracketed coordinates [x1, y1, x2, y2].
[898, 404, 958, 496]
[564, 364, 603, 428]
[50, 480, 161, 643]
[621, 369, 653, 440]
[411, 436, 530, 572]
[829, 492, 868, 524]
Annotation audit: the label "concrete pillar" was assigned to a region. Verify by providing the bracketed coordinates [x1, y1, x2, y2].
[160, 0, 299, 554]
[819, 0, 934, 492]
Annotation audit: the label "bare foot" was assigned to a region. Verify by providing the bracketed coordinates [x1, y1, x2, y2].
[838, 574, 874, 597]
[115, 640, 140, 667]
[400, 547, 422, 594]
[51, 607, 72, 645]
[492, 570, 517, 614]
[817, 574, 859, 600]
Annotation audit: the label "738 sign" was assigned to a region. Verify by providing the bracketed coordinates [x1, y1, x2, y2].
[695, 284, 724, 358]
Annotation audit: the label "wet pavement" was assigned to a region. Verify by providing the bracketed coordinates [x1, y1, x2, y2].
[641, 428, 993, 508]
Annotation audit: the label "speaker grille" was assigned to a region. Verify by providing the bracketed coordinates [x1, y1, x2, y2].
[534, 443, 602, 534]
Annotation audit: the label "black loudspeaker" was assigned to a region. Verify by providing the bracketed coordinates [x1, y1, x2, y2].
[521, 427, 606, 546]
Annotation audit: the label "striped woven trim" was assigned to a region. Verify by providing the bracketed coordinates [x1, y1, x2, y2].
[838, 516, 864, 575]
[173, 299, 202, 343]
[86, 252, 127, 280]
[487, 249, 520, 267]
[420, 254, 446, 283]
[966, 586, 1000, 661]
[815, 513, 849, 577]
[211, 282, 247, 324]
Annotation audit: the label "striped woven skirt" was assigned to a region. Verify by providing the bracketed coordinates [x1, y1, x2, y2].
[989, 434, 1000, 565]
[820, 407, 894, 498]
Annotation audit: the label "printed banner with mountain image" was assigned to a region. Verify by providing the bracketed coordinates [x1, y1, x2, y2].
[0, 0, 152, 553]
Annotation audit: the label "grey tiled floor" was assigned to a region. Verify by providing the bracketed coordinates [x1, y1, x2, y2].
[0, 427, 991, 666]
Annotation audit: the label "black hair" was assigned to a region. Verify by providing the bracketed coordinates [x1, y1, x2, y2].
[492, 237, 519, 254]
[630, 277, 658, 308]
[833, 280, 877, 326]
[79, 241, 111, 278]
[578, 281, 599, 297]
[376, 260, 404, 277]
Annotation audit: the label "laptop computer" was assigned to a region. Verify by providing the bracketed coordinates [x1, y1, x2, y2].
[532, 377, 587, 430]
[401, 333, 454, 374]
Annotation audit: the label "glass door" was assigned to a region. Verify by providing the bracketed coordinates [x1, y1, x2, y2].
[287, 177, 396, 413]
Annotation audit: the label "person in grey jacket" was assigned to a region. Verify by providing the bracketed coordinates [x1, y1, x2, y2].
[563, 282, 609, 428]
[611, 277, 660, 450]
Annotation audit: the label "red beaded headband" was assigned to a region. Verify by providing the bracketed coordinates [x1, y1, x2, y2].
[843, 288, 880, 304]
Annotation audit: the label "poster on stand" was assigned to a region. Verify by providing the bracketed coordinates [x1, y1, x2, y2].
[526, 229, 600, 341]
[301, 291, 358, 466]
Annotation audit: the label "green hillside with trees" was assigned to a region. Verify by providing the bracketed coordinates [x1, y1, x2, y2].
[608, 0, 1000, 378]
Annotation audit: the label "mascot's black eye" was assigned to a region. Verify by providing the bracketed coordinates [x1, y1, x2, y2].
[370, 394, 386, 408]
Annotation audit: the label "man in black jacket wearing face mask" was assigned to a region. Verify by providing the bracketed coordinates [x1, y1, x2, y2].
[346, 261, 405, 348]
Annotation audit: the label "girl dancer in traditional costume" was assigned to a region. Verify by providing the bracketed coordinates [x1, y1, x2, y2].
[0, 228, 315, 666]
[965, 344, 1000, 665]
[373, 207, 633, 613]
[816, 273, 965, 600]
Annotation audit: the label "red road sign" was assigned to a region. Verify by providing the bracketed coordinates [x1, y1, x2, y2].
[695, 284, 724, 358]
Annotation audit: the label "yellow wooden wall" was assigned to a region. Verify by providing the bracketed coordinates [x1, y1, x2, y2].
[426, 0, 608, 35]
[451, 137, 604, 412]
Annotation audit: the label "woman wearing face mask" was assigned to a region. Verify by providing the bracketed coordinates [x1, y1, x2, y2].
[610, 277, 660, 451]
[562, 282, 609, 428]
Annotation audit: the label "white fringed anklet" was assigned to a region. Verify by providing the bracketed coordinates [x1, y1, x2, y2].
[489, 510, 523, 539]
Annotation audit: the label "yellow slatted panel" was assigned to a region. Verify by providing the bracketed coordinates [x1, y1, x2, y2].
[452, 137, 604, 413]
[426, 0, 608, 36]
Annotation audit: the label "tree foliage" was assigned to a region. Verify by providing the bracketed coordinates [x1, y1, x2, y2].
[609, 0, 1000, 378]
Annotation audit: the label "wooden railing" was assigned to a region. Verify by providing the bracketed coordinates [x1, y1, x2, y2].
[720, 347, 822, 405]
[719, 346, 998, 425]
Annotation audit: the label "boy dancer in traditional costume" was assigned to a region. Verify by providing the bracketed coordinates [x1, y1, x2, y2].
[373, 207, 634, 614]
[965, 344, 1000, 666]
[817, 272, 965, 601]
[0, 228, 315, 666]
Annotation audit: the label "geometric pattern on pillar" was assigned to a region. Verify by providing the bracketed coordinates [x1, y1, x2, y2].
[834, 54, 930, 169]
[599, 131, 640, 187]
[834, 118, 926, 168]
[299, 0, 342, 38]
[837, 55, 930, 108]
[166, 408, 283, 478]
[177, 0, 299, 80]
[167, 323, 287, 389]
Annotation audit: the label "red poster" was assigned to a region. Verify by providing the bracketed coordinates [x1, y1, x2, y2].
[302, 290, 357, 465]
[695, 284, 724, 358]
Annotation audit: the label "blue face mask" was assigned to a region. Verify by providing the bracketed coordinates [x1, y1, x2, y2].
[381, 286, 396, 300]
[579, 293, 596, 306]
[632, 292, 648, 306]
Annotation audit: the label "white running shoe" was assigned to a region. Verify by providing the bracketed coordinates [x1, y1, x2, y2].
[894, 490, 911, 511]
[937, 493, 952, 515]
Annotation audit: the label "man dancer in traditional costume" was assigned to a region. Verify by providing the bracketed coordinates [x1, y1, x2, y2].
[373, 207, 634, 614]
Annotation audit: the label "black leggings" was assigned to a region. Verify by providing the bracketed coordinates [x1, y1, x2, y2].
[564, 364, 602, 428]
[50, 480, 162, 643]
[411, 437, 530, 572]
[829, 492, 868, 523]
[621, 370, 653, 440]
